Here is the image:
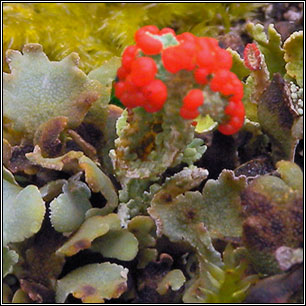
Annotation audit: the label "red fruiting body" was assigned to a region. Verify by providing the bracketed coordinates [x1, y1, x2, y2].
[117, 66, 129, 80]
[194, 68, 210, 85]
[180, 40, 197, 57]
[161, 31, 197, 73]
[179, 89, 204, 120]
[219, 98, 245, 135]
[183, 89, 204, 109]
[177, 33, 197, 57]
[180, 107, 200, 120]
[210, 69, 230, 90]
[119, 78, 145, 108]
[210, 70, 243, 101]
[122, 45, 138, 70]
[218, 112, 245, 135]
[115, 26, 245, 133]
[162, 44, 196, 73]
[197, 37, 218, 49]
[130, 57, 157, 87]
[231, 78, 244, 101]
[135, 25, 162, 55]
[121, 87, 147, 108]
[160, 27, 176, 36]
[114, 82, 126, 98]
[244, 43, 261, 71]
[124, 76, 139, 92]
[218, 123, 238, 135]
[180, 43, 197, 70]
[214, 48, 233, 70]
[136, 33, 163, 55]
[230, 115, 245, 129]
[133, 91, 147, 107]
[144, 101, 163, 113]
[142, 79, 167, 106]
[206, 37, 219, 48]
[120, 92, 138, 108]
[135, 25, 159, 41]
[162, 46, 183, 73]
[224, 99, 244, 117]
[177, 32, 197, 43]
[196, 46, 215, 72]
[196, 37, 232, 72]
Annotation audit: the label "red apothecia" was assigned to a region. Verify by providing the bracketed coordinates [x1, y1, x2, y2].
[115, 25, 246, 135]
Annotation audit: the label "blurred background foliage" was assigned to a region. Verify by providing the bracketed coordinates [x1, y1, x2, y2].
[3, 3, 264, 73]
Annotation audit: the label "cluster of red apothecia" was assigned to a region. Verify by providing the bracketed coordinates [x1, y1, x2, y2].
[243, 43, 262, 71]
[115, 25, 245, 135]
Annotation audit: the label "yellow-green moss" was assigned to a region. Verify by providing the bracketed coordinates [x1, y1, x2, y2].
[3, 3, 263, 73]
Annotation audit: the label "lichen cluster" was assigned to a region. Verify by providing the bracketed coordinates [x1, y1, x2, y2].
[3, 3, 303, 304]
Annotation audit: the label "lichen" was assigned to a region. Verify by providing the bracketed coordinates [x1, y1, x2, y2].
[4, 44, 102, 139]
[3, 6, 303, 303]
[56, 262, 128, 303]
[3, 167, 46, 246]
[242, 161, 303, 275]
